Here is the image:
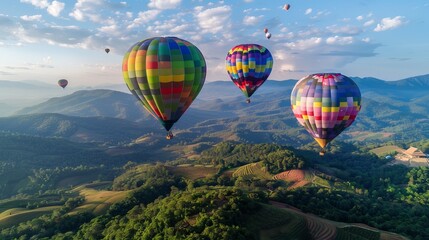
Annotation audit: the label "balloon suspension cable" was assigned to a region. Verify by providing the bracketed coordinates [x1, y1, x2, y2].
[246, 98, 251, 104]
[166, 131, 174, 140]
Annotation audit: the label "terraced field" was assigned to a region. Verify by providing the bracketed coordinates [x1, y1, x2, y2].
[306, 215, 337, 240]
[244, 203, 310, 240]
[232, 162, 273, 179]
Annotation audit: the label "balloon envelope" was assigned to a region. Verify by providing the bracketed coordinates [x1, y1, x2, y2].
[225, 44, 273, 99]
[290, 73, 361, 149]
[58, 79, 68, 89]
[122, 36, 206, 132]
[283, 4, 290, 10]
[265, 32, 271, 39]
[105, 48, 110, 53]
[264, 28, 268, 33]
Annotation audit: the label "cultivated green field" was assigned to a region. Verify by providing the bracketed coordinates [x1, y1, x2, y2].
[370, 145, 403, 156]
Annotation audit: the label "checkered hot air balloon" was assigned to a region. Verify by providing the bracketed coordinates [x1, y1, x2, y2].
[225, 44, 273, 103]
[122, 37, 206, 139]
[290, 73, 361, 155]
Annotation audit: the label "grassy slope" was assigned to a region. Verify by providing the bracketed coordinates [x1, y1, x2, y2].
[0, 206, 61, 228]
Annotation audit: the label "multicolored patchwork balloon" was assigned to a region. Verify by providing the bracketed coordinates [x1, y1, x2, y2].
[122, 37, 206, 139]
[290, 73, 361, 155]
[225, 44, 273, 103]
[58, 79, 68, 89]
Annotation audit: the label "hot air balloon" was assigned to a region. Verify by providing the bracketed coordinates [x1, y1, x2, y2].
[264, 28, 268, 33]
[226, 44, 273, 103]
[122, 36, 206, 139]
[265, 32, 272, 39]
[105, 48, 110, 54]
[290, 73, 361, 155]
[58, 79, 68, 89]
[283, 4, 290, 11]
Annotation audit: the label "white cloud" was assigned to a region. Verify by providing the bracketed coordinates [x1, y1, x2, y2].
[20, 15, 42, 21]
[20, 0, 49, 8]
[127, 10, 160, 29]
[374, 16, 405, 32]
[69, 0, 104, 23]
[361, 37, 370, 43]
[363, 19, 374, 27]
[285, 37, 322, 51]
[196, 5, 231, 34]
[244, 0, 253, 2]
[326, 36, 354, 45]
[356, 15, 363, 21]
[243, 15, 263, 26]
[327, 25, 361, 35]
[98, 23, 120, 36]
[47, 1, 65, 17]
[148, 0, 181, 10]
[305, 8, 312, 15]
[21, 0, 64, 17]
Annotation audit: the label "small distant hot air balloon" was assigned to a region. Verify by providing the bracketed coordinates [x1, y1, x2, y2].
[225, 44, 273, 103]
[105, 48, 110, 54]
[58, 79, 68, 89]
[122, 36, 206, 139]
[265, 32, 272, 39]
[290, 73, 361, 155]
[283, 4, 290, 11]
[264, 28, 268, 33]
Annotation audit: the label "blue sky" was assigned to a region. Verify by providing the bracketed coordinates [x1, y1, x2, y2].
[0, 0, 428, 87]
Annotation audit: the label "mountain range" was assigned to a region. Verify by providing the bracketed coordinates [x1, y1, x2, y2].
[1, 74, 429, 147]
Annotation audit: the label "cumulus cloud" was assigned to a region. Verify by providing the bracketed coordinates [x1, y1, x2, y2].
[356, 15, 363, 21]
[363, 19, 374, 27]
[127, 10, 160, 29]
[70, 0, 104, 23]
[326, 25, 361, 35]
[285, 37, 322, 51]
[361, 37, 370, 42]
[20, 0, 49, 8]
[326, 36, 354, 45]
[21, 0, 64, 17]
[243, 15, 263, 25]
[305, 8, 312, 15]
[196, 5, 231, 34]
[374, 16, 405, 32]
[47, 1, 65, 17]
[20, 15, 42, 21]
[148, 0, 181, 10]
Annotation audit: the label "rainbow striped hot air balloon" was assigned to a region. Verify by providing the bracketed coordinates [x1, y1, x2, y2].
[226, 44, 273, 103]
[122, 37, 206, 139]
[290, 73, 361, 155]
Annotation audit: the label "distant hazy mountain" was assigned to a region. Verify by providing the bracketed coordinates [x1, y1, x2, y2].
[15, 89, 150, 121]
[0, 113, 151, 143]
[3, 74, 429, 145]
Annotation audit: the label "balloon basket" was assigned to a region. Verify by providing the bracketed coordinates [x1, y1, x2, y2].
[166, 131, 174, 140]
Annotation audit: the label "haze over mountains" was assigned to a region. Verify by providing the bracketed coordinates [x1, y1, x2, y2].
[0, 74, 428, 147]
